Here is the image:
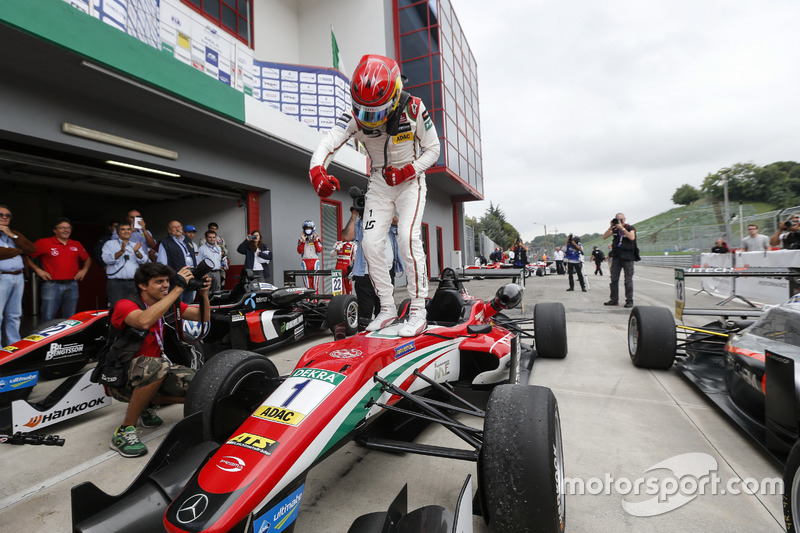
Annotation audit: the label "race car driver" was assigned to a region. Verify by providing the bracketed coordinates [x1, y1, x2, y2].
[297, 220, 323, 291]
[308, 54, 440, 337]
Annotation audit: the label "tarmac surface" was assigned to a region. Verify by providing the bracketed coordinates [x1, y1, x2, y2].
[0, 264, 787, 532]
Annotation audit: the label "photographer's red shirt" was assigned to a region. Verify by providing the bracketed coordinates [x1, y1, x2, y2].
[31, 236, 89, 280]
[111, 299, 188, 358]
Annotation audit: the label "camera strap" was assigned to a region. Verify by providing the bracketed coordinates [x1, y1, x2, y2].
[107, 253, 128, 277]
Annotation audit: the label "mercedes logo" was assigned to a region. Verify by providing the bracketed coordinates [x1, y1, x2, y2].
[176, 493, 209, 524]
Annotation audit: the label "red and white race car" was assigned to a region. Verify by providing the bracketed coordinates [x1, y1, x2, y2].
[72, 269, 569, 533]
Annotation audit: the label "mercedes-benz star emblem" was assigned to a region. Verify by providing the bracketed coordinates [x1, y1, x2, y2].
[176, 493, 209, 524]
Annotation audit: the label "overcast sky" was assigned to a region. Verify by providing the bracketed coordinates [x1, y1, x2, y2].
[454, 0, 800, 241]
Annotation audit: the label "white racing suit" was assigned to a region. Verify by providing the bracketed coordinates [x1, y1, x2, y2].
[310, 94, 440, 310]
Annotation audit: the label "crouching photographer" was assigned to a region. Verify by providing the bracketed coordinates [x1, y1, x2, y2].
[93, 261, 211, 458]
[770, 214, 800, 250]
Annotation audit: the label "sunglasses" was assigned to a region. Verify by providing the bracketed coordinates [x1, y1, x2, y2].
[0, 213, 12, 218]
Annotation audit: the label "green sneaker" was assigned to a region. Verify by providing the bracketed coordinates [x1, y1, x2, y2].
[111, 425, 147, 458]
[138, 406, 163, 428]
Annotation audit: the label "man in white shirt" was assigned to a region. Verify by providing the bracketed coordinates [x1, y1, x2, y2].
[741, 224, 770, 252]
[102, 222, 148, 306]
[197, 230, 223, 293]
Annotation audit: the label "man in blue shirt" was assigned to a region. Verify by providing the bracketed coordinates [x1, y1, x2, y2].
[102, 221, 149, 306]
[197, 229, 223, 293]
[0, 205, 35, 345]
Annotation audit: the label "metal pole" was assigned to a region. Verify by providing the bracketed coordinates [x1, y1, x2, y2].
[723, 176, 732, 244]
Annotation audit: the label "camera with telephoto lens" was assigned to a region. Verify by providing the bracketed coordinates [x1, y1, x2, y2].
[785, 218, 799, 230]
[349, 186, 366, 216]
[174, 258, 213, 291]
[611, 218, 620, 226]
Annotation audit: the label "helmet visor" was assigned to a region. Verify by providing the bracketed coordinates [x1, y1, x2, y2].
[353, 100, 395, 128]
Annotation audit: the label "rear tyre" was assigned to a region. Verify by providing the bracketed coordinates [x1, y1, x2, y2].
[481, 385, 565, 533]
[783, 440, 800, 532]
[184, 349, 279, 442]
[628, 306, 676, 369]
[327, 294, 358, 337]
[534, 302, 568, 359]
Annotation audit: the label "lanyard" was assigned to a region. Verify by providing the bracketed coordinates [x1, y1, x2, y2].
[144, 303, 172, 363]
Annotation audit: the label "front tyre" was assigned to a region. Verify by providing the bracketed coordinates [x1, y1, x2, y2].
[784, 441, 800, 532]
[628, 306, 676, 369]
[481, 385, 565, 533]
[534, 302, 568, 359]
[184, 349, 280, 442]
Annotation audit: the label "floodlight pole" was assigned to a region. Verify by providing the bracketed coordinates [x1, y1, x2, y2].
[723, 175, 732, 244]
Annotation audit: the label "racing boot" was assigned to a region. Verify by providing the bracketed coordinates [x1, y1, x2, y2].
[366, 305, 398, 332]
[398, 306, 427, 337]
[111, 425, 147, 458]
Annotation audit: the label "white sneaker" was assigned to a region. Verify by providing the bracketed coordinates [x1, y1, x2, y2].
[398, 307, 427, 337]
[366, 305, 398, 332]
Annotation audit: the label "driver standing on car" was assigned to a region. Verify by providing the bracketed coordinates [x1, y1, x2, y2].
[308, 54, 440, 337]
[105, 262, 210, 458]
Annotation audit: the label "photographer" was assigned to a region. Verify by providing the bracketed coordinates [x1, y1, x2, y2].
[237, 230, 272, 282]
[769, 214, 800, 250]
[104, 262, 210, 458]
[602, 212, 637, 308]
[564, 234, 586, 292]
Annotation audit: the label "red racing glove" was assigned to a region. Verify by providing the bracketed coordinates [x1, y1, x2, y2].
[383, 164, 417, 186]
[309, 165, 340, 197]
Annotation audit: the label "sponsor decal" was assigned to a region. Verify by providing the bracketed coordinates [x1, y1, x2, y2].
[176, 494, 209, 524]
[394, 341, 416, 359]
[290, 368, 345, 385]
[329, 348, 362, 359]
[22, 395, 107, 426]
[226, 433, 279, 456]
[423, 110, 433, 130]
[434, 359, 450, 380]
[231, 312, 245, 322]
[256, 296, 270, 303]
[294, 325, 304, 339]
[33, 321, 80, 338]
[216, 455, 245, 472]
[24, 335, 44, 342]
[253, 405, 305, 426]
[1, 345, 19, 353]
[63, 320, 81, 326]
[393, 132, 413, 144]
[45, 342, 84, 361]
[0, 371, 39, 392]
[285, 316, 302, 329]
[253, 484, 304, 533]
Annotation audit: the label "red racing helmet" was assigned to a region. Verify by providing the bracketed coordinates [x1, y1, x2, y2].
[350, 54, 403, 129]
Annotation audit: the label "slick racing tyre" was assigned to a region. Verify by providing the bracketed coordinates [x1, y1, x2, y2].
[327, 294, 358, 337]
[784, 440, 800, 532]
[480, 385, 565, 533]
[534, 302, 568, 359]
[185, 349, 280, 442]
[628, 306, 676, 369]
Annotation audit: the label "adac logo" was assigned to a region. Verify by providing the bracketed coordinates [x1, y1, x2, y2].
[176, 494, 209, 524]
[253, 405, 305, 426]
[393, 132, 413, 144]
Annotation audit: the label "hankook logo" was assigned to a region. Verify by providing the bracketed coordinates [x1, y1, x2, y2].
[176, 494, 209, 524]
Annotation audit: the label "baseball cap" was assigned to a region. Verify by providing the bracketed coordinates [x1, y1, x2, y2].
[184, 225, 197, 232]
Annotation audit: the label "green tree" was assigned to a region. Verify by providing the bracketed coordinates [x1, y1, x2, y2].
[672, 184, 700, 205]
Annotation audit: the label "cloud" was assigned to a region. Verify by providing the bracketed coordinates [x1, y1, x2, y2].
[455, 0, 800, 239]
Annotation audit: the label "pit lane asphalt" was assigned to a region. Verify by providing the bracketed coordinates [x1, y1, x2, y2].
[0, 265, 786, 532]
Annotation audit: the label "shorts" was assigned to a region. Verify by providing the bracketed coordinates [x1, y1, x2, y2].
[108, 356, 195, 402]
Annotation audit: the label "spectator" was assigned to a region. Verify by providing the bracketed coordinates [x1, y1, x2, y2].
[197, 230, 223, 293]
[512, 237, 528, 268]
[183, 225, 199, 257]
[28, 217, 91, 321]
[208, 222, 229, 286]
[156, 220, 197, 303]
[0, 205, 35, 345]
[553, 246, 565, 275]
[103, 262, 210, 457]
[711, 238, 730, 253]
[309, 54, 440, 337]
[489, 247, 502, 263]
[93, 219, 119, 267]
[741, 224, 770, 252]
[387, 216, 404, 285]
[564, 234, 586, 292]
[297, 220, 323, 291]
[603, 212, 637, 308]
[237, 230, 272, 282]
[102, 221, 148, 307]
[119, 209, 158, 262]
[591, 245, 606, 275]
[769, 214, 800, 250]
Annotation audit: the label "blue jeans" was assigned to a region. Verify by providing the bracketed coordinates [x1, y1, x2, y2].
[41, 280, 79, 321]
[0, 273, 24, 345]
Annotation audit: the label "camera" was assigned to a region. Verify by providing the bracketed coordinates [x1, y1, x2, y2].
[784, 219, 799, 230]
[174, 258, 214, 291]
[247, 234, 257, 240]
[611, 218, 620, 226]
[349, 186, 366, 216]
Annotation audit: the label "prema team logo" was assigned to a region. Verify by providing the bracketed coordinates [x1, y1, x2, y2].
[216, 455, 245, 472]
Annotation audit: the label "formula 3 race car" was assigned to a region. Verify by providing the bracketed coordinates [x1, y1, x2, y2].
[626, 266, 800, 531]
[72, 269, 569, 533]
